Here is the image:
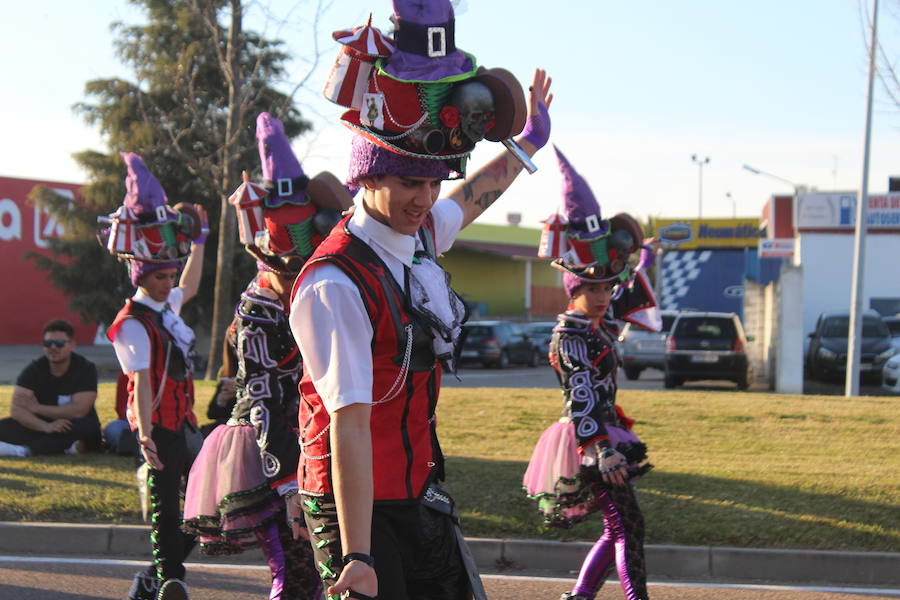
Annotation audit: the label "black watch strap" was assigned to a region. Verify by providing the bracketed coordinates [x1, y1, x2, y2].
[342, 552, 375, 568]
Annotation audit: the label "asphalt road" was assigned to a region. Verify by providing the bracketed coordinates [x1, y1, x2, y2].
[446, 364, 772, 392]
[1, 556, 897, 600]
[447, 363, 895, 397]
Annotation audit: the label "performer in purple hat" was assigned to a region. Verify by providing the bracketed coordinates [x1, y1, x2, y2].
[100, 153, 208, 600]
[182, 112, 348, 600]
[290, 2, 554, 597]
[523, 148, 660, 600]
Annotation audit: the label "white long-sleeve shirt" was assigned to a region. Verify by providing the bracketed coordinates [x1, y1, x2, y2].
[289, 199, 463, 414]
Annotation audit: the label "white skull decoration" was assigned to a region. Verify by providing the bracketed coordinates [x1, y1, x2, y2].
[449, 81, 495, 144]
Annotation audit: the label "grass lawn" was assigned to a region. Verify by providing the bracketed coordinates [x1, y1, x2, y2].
[1, 382, 898, 552]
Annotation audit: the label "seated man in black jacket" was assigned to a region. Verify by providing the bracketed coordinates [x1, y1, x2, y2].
[0, 319, 100, 456]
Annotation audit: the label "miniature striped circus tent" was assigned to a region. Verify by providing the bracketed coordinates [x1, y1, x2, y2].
[538, 212, 569, 259]
[228, 171, 269, 245]
[323, 14, 395, 110]
[106, 205, 141, 255]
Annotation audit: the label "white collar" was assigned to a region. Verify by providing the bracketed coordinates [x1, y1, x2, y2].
[351, 203, 418, 267]
[132, 289, 168, 312]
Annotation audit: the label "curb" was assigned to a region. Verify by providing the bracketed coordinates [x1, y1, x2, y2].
[1, 522, 898, 587]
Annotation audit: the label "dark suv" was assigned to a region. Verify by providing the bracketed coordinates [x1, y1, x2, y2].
[663, 312, 752, 389]
[460, 320, 542, 368]
[805, 311, 896, 381]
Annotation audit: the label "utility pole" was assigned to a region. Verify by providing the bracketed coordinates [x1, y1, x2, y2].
[846, 0, 880, 397]
[691, 154, 710, 219]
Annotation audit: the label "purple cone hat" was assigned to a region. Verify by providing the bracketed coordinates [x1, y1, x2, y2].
[382, 0, 475, 82]
[550, 146, 644, 287]
[555, 146, 602, 231]
[121, 152, 170, 220]
[256, 112, 310, 207]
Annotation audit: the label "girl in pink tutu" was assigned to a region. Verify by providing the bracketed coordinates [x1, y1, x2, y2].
[182, 112, 350, 600]
[524, 147, 660, 600]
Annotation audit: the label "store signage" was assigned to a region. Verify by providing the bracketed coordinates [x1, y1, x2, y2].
[657, 218, 760, 249]
[796, 192, 900, 229]
[759, 238, 794, 258]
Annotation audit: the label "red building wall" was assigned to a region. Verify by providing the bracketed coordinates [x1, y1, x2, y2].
[0, 176, 97, 344]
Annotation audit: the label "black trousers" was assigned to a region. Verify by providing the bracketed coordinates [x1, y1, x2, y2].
[303, 496, 470, 600]
[0, 416, 101, 455]
[145, 425, 196, 580]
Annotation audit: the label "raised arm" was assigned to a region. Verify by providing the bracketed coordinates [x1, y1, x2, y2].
[178, 204, 208, 303]
[448, 68, 553, 229]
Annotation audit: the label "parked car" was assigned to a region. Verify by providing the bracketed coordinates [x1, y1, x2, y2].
[883, 315, 900, 353]
[663, 312, 752, 390]
[523, 321, 556, 362]
[618, 310, 678, 380]
[459, 320, 542, 368]
[882, 353, 900, 394]
[805, 311, 896, 381]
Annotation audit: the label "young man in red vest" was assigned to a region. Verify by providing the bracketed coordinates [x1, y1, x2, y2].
[102, 152, 207, 600]
[290, 6, 553, 598]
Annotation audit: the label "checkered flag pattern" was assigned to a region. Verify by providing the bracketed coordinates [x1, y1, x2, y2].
[660, 250, 712, 310]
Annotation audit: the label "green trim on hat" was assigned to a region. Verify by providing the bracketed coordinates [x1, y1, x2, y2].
[420, 81, 454, 128]
[159, 222, 177, 247]
[285, 219, 313, 258]
[374, 52, 479, 84]
[589, 237, 609, 265]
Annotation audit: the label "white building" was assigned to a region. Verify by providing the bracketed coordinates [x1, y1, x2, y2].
[753, 190, 900, 393]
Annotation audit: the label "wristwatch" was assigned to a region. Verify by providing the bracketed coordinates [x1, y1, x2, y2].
[342, 552, 375, 568]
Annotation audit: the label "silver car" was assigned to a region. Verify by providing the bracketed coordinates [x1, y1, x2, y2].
[618, 310, 678, 380]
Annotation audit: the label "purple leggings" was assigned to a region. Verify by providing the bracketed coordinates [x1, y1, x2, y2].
[255, 521, 286, 600]
[571, 484, 648, 600]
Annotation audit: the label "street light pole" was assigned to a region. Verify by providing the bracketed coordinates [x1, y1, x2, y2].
[727, 192, 735, 218]
[742, 164, 802, 229]
[846, 0, 880, 397]
[741, 164, 798, 190]
[691, 154, 710, 219]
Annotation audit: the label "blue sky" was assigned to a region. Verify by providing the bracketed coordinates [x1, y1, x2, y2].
[2, 0, 898, 228]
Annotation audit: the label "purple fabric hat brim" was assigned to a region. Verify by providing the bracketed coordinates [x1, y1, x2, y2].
[130, 260, 179, 287]
[562, 269, 623, 297]
[563, 271, 586, 298]
[256, 112, 307, 203]
[381, 52, 474, 82]
[347, 136, 452, 186]
[121, 152, 168, 219]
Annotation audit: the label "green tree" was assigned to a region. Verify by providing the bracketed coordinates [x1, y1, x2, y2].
[31, 0, 310, 375]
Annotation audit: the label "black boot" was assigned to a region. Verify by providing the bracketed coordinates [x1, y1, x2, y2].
[157, 578, 189, 600]
[127, 571, 161, 600]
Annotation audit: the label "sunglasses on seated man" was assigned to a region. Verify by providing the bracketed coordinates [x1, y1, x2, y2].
[42, 339, 69, 348]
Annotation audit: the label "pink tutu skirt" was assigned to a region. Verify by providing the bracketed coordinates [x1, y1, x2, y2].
[523, 420, 646, 528]
[182, 423, 282, 555]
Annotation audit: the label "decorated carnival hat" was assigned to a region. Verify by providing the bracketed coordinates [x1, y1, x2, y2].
[99, 153, 203, 282]
[323, 0, 526, 177]
[538, 146, 644, 289]
[228, 112, 352, 275]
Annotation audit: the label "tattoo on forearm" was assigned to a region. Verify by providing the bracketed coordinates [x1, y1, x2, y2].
[461, 156, 515, 210]
[485, 157, 510, 181]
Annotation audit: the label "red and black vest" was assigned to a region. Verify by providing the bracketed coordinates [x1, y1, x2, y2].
[108, 300, 196, 432]
[293, 216, 443, 501]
